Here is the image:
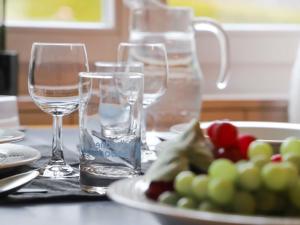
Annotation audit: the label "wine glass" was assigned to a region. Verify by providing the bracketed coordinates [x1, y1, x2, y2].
[118, 42, 168, 162]
[28, 43, 89, 178]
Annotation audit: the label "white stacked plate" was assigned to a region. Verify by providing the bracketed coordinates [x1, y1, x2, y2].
[0, 129, 25, 144]
[0, 144, 41, 170]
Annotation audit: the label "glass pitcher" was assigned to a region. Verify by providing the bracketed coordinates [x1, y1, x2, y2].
[127, 4, 230, 131]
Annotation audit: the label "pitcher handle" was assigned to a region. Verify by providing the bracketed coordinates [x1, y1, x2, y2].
[192, 17, 230, 89]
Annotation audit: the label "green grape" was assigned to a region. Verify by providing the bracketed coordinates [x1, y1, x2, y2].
[255, 190, 282, 213]
[237, 162, 261, 191]
[235, 160, 248, 167]
[174, 171, 195, 196]
[280, 137, 300, 156]
[283, 152, 300, 171]
[284, 207, 300, 217]
[289, 178, 300, 209]
[191, 175, 209, 201]
[261, 162, 293, 191]
[281, 161, 298, 188]
[177, 197, 197, 209]
[198, 201, 222, 213]
[248, 141, 273, 160]
[208, 178, 235, 205]
[251, 155, 270, 169]
[232, 191, 256, 215]
[275, 196, 288, 214]
[158, 191, 181, 206]
[208, 159, 238, 182]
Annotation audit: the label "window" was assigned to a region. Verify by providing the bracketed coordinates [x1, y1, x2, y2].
[6, 0, 114, 29]
[7, 0, 120, 62]
[7, 0, 102, 23]
[168, 0, 300, 24]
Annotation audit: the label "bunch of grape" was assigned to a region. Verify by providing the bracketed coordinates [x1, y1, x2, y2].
[157, 126, 300, 216]
[207, 121, 256, 162]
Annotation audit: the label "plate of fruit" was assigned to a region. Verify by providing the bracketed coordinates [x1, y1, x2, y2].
[107, 120, 300, 225]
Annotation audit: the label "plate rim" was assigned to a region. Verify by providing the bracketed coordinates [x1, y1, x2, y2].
[171, 121, 300, 132]
[0, 143, 41, 169]
[108, 177, 300, 225]
[0, 129, 25, 144]
[170, 121, 300, 143]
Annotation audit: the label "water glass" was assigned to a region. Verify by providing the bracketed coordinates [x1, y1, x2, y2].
[118, 42, 168, 163]
[79, 64, 143, 194]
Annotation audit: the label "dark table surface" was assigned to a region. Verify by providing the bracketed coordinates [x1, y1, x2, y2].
[0, 127, 160, 225]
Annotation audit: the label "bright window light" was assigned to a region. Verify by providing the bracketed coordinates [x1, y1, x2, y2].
[168, 0, 300, 24]
[6, 0, 102, 23]
[5, 0, 116, 29]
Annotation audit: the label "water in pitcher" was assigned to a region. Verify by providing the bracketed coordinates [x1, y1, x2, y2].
[130, 31, 203, 131]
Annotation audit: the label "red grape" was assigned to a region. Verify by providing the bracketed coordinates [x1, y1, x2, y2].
[271, 154, 282, 163]
[207, 122, 220, 140]
[238, 135, 256, 159]
[211, 122, 238, 148]
[146, 181, 174, 200]
[215, 147, 242, 162]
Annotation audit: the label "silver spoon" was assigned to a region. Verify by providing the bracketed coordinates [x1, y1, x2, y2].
[0, 170, 39, 197]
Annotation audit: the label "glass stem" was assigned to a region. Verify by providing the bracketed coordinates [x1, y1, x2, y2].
[141, 107, 147, 146]
[50, 115, 65, 165]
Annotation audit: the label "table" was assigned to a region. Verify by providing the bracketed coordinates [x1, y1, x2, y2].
[0, 128, 160, 225]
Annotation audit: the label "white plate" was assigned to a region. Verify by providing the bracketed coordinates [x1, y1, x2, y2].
[108, 177, 300, 225]
[0, 129, 25, 143]
[0, 144, 41, 170]
[170, 121, 300, 143]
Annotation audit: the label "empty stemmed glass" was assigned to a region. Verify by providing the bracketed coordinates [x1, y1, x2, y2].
[118, 42, 168, 162]
[28, 43, 89, 178]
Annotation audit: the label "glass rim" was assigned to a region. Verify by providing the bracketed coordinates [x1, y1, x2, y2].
[79, 71, 144, 79]
[94, 61, 144, 68]
[32, 42, 86, 47]
[118, 42, 166, 49]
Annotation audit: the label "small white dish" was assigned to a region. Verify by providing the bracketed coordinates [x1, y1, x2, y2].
[0, 144, 41, 170]
[108, 177, 300, 225]
[0, 129, 25, 143]
[170, 121, 300, 143]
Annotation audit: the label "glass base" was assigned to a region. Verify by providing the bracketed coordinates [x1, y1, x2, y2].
[80, 164, 140, 194]
[39, 164, 79, 179]
[141, 143, 157, 163]
[81, 185, 107, 195]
